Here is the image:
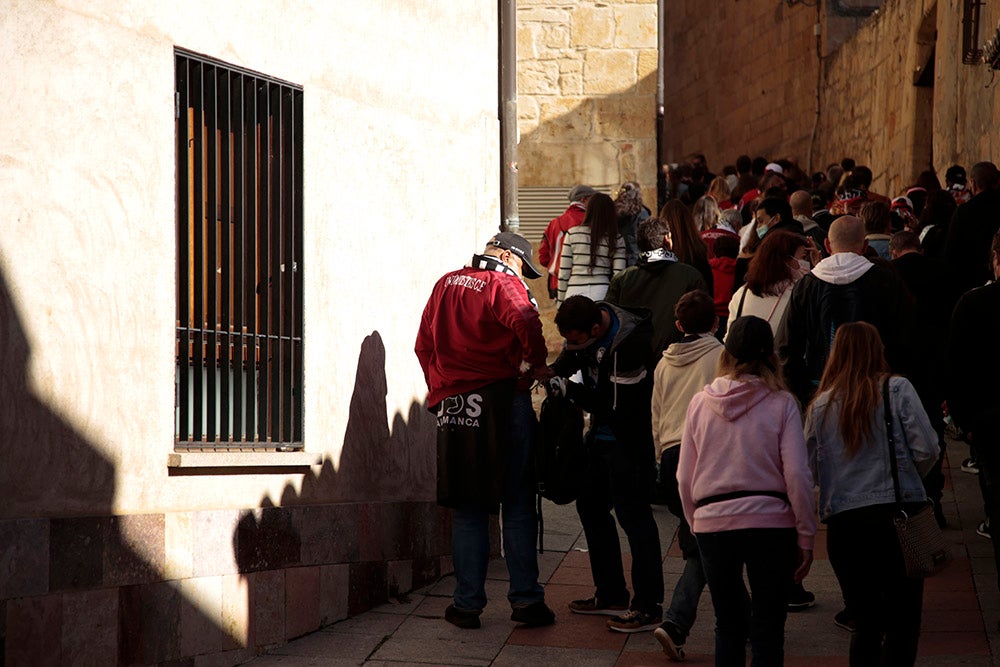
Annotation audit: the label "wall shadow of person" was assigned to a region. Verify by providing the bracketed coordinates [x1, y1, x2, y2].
[0, 263, 238, 664]
[233, 330, 449, 629]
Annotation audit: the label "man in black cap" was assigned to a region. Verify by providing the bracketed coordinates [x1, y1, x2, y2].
[415, 232, 555, 630]
[945, 164, 971, 206]
[539, 185, 597, 300]
[945, 161, 1000, 294]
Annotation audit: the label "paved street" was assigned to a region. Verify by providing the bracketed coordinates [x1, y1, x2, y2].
[245, 434, 999, 666]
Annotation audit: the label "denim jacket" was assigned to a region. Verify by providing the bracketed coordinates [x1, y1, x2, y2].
[805, 375, 940, 522]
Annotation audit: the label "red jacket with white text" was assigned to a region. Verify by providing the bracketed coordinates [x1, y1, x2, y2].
[415, 263, 547, 408]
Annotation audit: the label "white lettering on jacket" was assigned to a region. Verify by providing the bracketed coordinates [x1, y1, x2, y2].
[444, 275, 486, 291]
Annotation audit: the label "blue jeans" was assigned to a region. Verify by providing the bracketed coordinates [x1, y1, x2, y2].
[660, 447, 707, 635]
[697, 528, 796, 667]
[452, 392, 544, 611]
[576, 435, 663, 615]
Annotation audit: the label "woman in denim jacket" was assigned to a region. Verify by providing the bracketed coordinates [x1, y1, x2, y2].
[805, 322, 939, 666]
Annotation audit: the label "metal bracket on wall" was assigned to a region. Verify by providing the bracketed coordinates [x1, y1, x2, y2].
[830, 0, 880, 18]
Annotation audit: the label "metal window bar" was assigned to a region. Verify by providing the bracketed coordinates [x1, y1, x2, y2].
[963, 0, 984, 65]
[175, 49, 303, 450]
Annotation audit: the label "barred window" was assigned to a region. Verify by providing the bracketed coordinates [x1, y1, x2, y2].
[175, 49, 303, 450]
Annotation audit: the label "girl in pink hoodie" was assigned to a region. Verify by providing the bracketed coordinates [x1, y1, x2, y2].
[677, 315, 816, 665]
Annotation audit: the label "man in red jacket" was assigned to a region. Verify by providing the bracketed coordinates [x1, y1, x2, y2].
[415, 232, 555, 630]
[539, 185, 596, 299]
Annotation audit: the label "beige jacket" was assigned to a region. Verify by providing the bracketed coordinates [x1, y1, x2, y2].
[652, 333, 724, 456]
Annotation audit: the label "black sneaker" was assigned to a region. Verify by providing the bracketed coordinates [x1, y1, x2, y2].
[445, 604, 482, 629]
[962, 458, 980, 474]
[787, 587, 816, 612]
[978, 519, 991, 539]
[833, 608, 856, 632]
[606, 609, 662, 633]
[568, 596, 629, 616]
[653, 621, 687, 661]
[510, 601, 555, 627]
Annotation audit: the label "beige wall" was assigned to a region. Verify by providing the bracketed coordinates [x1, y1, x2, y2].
[0, 0, 499, 517]
[516, 0, 659, 205]
[1, 1, 498, 661]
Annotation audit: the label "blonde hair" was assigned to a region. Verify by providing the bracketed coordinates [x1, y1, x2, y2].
[716, 348, 788, 394]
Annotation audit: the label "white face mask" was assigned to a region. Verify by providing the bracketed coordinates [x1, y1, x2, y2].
[796, 257, 811, 273]
[756, 224, 768, 239]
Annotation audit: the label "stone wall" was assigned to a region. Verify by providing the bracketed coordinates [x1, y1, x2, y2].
[659, 1, 821, 175]
[517, 0, 659, 204]
[658, 0, 1000, 197]
[815, 0, 937, 195]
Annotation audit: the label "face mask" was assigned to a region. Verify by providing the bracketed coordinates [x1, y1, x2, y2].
[564, 337, 597, 352]
[756, 224, 768, 239]
[796, 257, 811, 273]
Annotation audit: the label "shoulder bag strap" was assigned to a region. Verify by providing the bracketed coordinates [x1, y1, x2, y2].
[883, 377, 904, 509]
[736, 285, 749, 318]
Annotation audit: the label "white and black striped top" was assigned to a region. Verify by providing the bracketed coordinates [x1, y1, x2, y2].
[557, 226, 626, 302]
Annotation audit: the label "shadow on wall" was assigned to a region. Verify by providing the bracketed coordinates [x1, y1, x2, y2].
[233, 330, 449, 630]
[0, 263, 235, 663]
[516, 71, 660, 195]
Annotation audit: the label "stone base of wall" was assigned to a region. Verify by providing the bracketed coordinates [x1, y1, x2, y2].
[1, 501, 452, 665]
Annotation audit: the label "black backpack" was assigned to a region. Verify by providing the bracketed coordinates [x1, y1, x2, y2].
[536, 391, 586, 505]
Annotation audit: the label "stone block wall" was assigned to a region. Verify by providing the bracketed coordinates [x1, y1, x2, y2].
[517, 0, 659, 204]
[659, 1, 820, 174]
[1, 501, 452, 664]
[815, 0, 937, 196]
[657, 0, 1000, 197]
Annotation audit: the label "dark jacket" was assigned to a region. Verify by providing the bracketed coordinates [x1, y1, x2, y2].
[550, 302, 655, 451]
[617, 206, 651, 267]
[605, 257, 708, 355]
[944, 188, 1000, 293]
[892, 252, 961, 416]
[947, 280, 1000, 435]
[778, 255, 910, 404]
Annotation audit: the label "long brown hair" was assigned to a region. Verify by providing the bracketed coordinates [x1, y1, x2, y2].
[659, 199, 709, 267]
[745, 230, 808, 297]
[584, 192, 619, 268]
[810, 322, 890, 457]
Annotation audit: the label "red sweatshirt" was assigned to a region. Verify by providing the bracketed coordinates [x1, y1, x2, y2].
[539, 203, 586, 293]
[415, 264, 547, 408]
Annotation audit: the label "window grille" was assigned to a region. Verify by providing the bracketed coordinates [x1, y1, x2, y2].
[175, 49, 303, 450]
[963, 0, 984, 65]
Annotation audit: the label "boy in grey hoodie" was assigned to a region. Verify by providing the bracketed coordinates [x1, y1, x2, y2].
[651, 290, 724, 661]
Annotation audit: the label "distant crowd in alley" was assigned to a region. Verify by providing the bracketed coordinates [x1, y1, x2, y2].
[415, 153, 1000, 666]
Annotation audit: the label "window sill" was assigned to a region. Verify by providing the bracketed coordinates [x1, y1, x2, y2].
[167, 451, 321, 468]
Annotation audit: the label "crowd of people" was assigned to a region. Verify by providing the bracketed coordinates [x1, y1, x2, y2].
[414, 154, 1000, 666]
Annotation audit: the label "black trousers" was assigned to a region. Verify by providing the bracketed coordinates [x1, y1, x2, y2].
[827, 504, 923, 666]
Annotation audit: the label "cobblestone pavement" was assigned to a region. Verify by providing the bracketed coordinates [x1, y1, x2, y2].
[244, 434, 999, 666]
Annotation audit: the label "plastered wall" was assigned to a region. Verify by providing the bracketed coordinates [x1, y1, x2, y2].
[0, 0, 499, 517]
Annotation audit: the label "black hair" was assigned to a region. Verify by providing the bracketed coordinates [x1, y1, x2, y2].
[736, 155, 752, 174]
[555, 295, 601, 333]
[674, 290, 716, 334]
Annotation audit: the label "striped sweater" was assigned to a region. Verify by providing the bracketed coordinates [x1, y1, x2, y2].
[558, 226, 626, 302]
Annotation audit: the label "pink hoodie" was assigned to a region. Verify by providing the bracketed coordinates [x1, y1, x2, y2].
[678, 376, 816, 550]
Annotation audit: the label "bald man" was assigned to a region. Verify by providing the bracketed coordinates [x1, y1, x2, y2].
[777, 215, 911, 404]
